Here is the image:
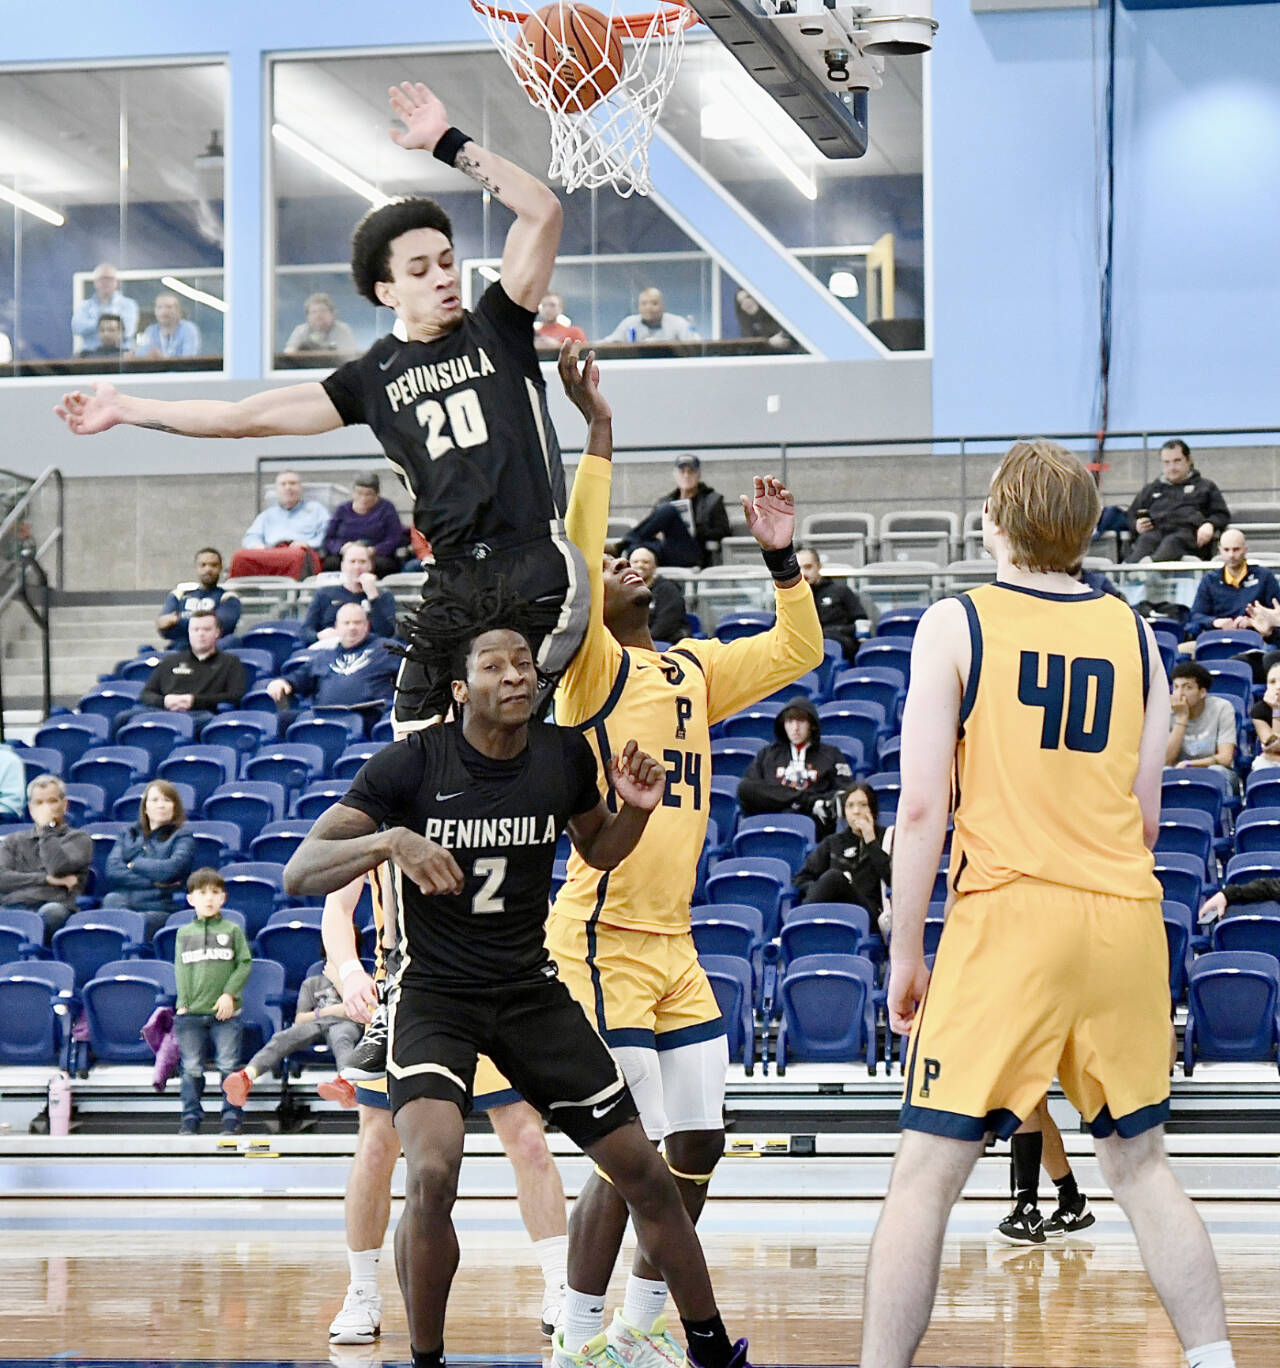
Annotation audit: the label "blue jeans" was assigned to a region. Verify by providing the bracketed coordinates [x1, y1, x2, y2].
[174, 1013, 243, 1129]
[621, 501, 703, 568]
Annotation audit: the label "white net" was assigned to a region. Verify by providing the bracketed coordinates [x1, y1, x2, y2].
[471, 1, 695, 197]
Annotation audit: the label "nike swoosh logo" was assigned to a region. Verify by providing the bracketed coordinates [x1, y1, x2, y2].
[435, 790, 464, 802]
[591, 1099, 619, 1118]
[378, 353, 398, 371]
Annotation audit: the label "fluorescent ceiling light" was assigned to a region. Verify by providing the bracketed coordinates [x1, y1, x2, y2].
[272, 123, 392, 208]
[0, 183, 65, 227]
[700, 78, 817, 201]
[161, 275, 227, 313]
[828, 270, 860, 298]
[699, 104, 737, 141]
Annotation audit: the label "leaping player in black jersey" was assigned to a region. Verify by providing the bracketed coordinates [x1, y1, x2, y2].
[55, 79, 585, 720]
[284, 578, 753, 1368]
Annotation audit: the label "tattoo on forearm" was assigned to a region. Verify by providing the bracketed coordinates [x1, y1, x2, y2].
[138, 420, 183, 435]
[454, 152, 500, 197]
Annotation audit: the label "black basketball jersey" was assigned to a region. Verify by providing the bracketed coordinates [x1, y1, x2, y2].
[341, 721, 599, 988]
[322, 282, 566, 558]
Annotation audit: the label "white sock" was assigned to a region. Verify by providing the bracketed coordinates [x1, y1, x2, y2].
[534, 1233, 568, 1295]
[562, 1286, 606, 1352]
[347, 1246, 380, 1296]
[621, 1275, 668, 1332]
[1185, 1343, 1234, 1368]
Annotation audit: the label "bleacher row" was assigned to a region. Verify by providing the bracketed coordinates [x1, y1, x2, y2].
[5, 606, 1280, 1082]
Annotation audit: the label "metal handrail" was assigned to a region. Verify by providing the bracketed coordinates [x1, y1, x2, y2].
[0, 465, 64, 589]
[0, 465, 64, 733]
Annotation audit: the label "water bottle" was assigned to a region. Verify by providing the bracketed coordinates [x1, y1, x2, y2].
[47, 1071, 72, 1137]
[627, 326, 636, 343]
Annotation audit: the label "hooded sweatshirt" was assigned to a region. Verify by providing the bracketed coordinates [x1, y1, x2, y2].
[174, 912, 252, 1015]
[738, 695, 851, 811]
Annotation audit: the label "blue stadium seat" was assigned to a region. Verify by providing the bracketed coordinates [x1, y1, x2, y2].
[53, 918, 145, 989]
[717, 702, 784, 746]
[1245, 772, 1280, 812]
[81, 960, 177, 1063]
[709, 739, 758, 782]
[184, 819, 245, 866]
[240, 622, 307, 671]
[854, 639, 912, 685]
[226, 647, 276, 687]
[704, 857, 791, 940]
[200, 711, 280, 757]
[775, 953, 878, 1073]
[875, 607, 926, 638]
[0, 967, 70, 1065]
[255, 921, 326, 992]
[731, 814, 815, 875]
[0, 909, 48, 961]
[116, 713, 197, 771]
[1163, 901, 1195, 1005]
[1194, 629, 1264, 663]
[1154, 853, 1205, 913]
[757, 671, 824, 706]
[82, 821, 128, 891]
[220, 862, 287, 940]
[830, 667, 904, 721]
[153, 908, 246, 965]
[1161, 768, 1230, 831]
[1212, 912, 1280, 964]
[1184, 951, 1280, 1073]
[332, 743, 384, 781]
[63, 782, 108, 826]
[714, 612, 774, 643]
[238, 958, 288, 1060]
[699, 954, 755, 1072]
[821, 733, 867, 780]
[111, 781, 198, 825]
[691, 903, 764, 1004]
[923, 915, 947, 957]
[244, 743, 326, 794]
[17, 746, 64, 783]
[865, 771, 903, 824]
[116, 655, 163, 684]
[76, 680, 145, 724]
[68, 746, 152, 810]
[158, 745, 240, 809]
[815, 640, 845, 699]
[249, 821, 313, 866]
[816, 703, 885, 765]
[33, 714, 110, 771]
[1155, 810, 1214, 868]
[203, 782, 288, 853]
[1225, 853, 1280, 889]
[877, 734, 902, 773]
[708, 777, 740, 846]
[1233, 807, 1280, 855]
[371, 715, 396, 744]
[287, 713, 367, 771]
[292, 782, 349, 821]
[779, 905, 872, 969]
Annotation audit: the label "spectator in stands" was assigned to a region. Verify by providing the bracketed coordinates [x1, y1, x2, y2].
[229, 470, 330, 580]
[132, 611, 247, 736]
[1125, 439, 1231, 563]
[1200, 868, 1280, 923]
[0, 743, 24, 820]
[102, 780, 197, 937]
[1187, 528, 1280, 637]
[1069, 560, 1124, 599]
[283, 292, 359, 356]
[619, 454, 730, 569]
[222, 966, 362, 1109]
[174, 868, 252, 1135]
[628, 546, 689, 644]
[81, 313, 126, 361]
[734, 289, 792, 350]
[1167, 661, 1236, 781]
[305, 541, 397, 642]
[135, 292, 201, 360]
[737, 696, 852, 839]
[793, 784, 893, 940]
[603, 287, 698, 344]
[71, 263, 138, 352]
[533, 291, 587, 352]
[320, 474, 406, 577]
[1248, 662, 1280, 773]
[0, 775, 92, 941]
[266, 603, 398, 726]
[797, 546, 869, 661]
[157, 548, 241, 648]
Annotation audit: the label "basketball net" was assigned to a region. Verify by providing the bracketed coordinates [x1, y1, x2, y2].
[471, 1, 697, 197]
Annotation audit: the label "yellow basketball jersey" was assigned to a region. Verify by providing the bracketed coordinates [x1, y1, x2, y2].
[949, 582, 1160, 900]
[553, 456, 823, 935]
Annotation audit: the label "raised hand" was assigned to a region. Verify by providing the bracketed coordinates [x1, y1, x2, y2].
[54, 381, 125, 435]
[740, 475, 795, 551]
[388, 81, 450, 152]
[557, 340, 611, 424]
[610, 739, 666, 812]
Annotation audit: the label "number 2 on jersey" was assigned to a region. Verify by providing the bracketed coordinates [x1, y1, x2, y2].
[1017, 651, 1114, 753]
[416, 389, 489, 461]
[471, 856, 507, 914]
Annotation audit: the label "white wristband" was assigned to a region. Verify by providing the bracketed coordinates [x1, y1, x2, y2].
[338, 958, 363, 982]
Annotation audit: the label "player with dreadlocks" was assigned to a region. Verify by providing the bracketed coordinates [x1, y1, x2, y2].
[287, 574, 755, 1368]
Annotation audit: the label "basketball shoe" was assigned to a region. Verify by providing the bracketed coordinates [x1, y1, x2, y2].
[1044, 1192, 1096, 1236]
[551, 1329, 622, 1368]
[687, 1338, 751, 1368]
[541, 1286, 566, 1339]
[995, 1200, 1047, 1245]
[606, 1311, 685, 1368]
[328, 1286, 381, 1344]
[341, 1000, 388, 1083]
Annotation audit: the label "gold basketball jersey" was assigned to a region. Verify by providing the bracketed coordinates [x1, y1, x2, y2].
[949, 583, 1161, 900]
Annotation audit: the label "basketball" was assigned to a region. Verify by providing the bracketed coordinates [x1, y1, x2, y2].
[518, 2, 624, 114]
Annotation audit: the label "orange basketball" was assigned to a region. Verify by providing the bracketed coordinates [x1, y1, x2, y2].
[518, 2, 625, 114]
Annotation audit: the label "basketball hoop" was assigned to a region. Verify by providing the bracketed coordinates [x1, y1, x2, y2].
[471, 0, 699, 197]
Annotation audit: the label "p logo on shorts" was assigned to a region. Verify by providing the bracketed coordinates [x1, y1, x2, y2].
[920, 1058, 941, 1097]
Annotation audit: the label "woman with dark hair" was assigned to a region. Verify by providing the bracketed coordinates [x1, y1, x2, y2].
[793, 783, 894, 939]
[103, 779, 197, 938]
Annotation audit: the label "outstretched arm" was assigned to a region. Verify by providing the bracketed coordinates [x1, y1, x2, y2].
[55, 379, 344, 440]
[389, 81, 561, 311]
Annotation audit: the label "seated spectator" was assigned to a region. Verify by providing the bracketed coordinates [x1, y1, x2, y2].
[81, 313, 126, 360]
[1167, 661, 1236, 782]
[229, 470, 330, 580]
[0, 742, 24, 820]
[619, 454, 730, 569]
[1187, 528, 1280, 637]
[321, 474, 406, 577]
[222, 965, 362, 1110]
[71, 263, 138, 353]
[283, 292, 359, 356]
[793, 784, 894, 941]
[1125, 439, 1230, 563]
[124, 612, 247, 737]
[305, 541, 397, 642]
[157, 547, 241, 648]
[0, 775, 92, 941]
[737, 696, 851, 839]
[266, 603, 398, 725]
[1070, 560, 1124, 599]
[734, 288, 792, 350]
[1200, 870, 1280, 924]
[102, 780, 197, 938]
[1249, 662, 1280, 773]
[135, 292, 201, 359]
[797, 546, 869, 661]
[628, 546, 689, 644]
[533, 291, 587, 352]
[174, 868, 251, 1135]
[603, 287, 698, 344]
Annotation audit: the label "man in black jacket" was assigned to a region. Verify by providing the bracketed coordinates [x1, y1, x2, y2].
[628, 546, 689, 644]
[1125, 439, 1231, 563]
[737, 696, 851, 838]
[797, 547, 869, 660]
[0, 775, 93, 940]
[620, 454, 731, 568]
[126, 612, 246, 737]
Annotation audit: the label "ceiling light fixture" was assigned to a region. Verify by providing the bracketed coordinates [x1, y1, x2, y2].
[0, 183, 65, 227]
[700, 78, 817, 200]
[271, 123, 392, 208]
[161, 275, 227, 313]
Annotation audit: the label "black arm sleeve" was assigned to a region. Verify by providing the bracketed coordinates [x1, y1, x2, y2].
[1225, 876, 1280, 906]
